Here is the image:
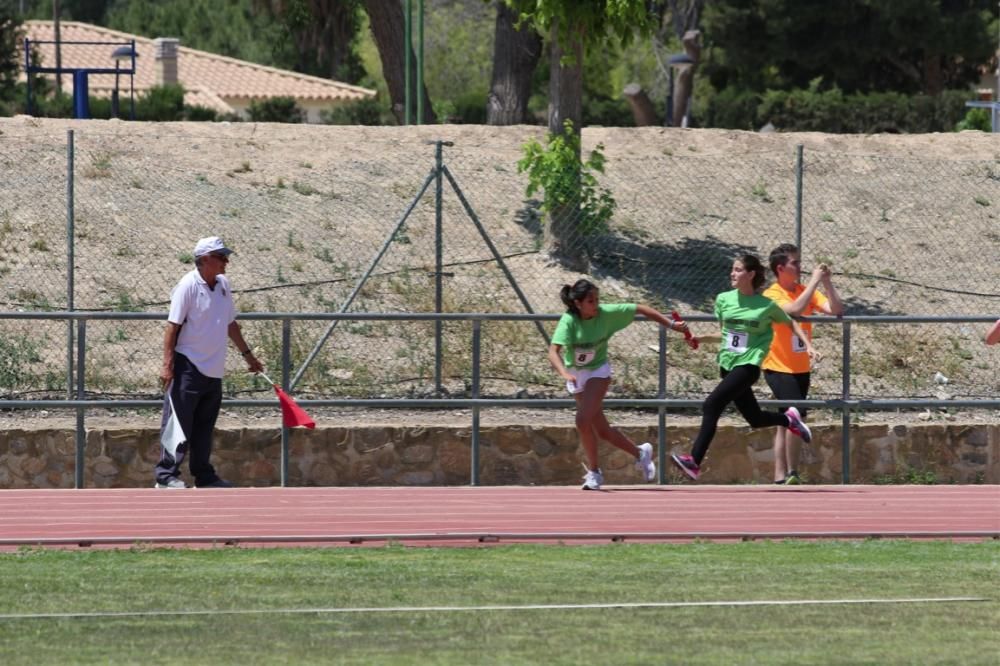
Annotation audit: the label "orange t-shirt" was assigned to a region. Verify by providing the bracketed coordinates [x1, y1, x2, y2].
[761, 283, 828, 374]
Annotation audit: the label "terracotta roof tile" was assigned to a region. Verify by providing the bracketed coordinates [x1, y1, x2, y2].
[21, 21, 376, 114]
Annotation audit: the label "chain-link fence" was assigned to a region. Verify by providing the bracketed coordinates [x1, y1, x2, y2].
[1, 124, 998, 402]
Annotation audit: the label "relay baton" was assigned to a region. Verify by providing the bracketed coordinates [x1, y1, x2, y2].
[671, 311, 699, 349]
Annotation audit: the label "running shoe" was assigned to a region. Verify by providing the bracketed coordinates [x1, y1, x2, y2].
[784, 471, 802, 485]
[636, 442, 656, 482]
[670, 453, 700, 481]
[784, 406, 812, 444]
[581, 468, 603, 491]
[196, 478, 234, 488]
[154, 477, 187, 489]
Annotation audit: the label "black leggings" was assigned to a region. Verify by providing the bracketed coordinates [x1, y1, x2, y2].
[691, 364, 790, 465]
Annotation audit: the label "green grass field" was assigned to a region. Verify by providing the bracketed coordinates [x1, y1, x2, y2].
[1, 541, 997, 665]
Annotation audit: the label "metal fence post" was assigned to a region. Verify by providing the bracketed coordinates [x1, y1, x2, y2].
[417, 0, 425, 124]
[441, 166, 549, 343]
[74, 318, 86, 489]
[404, 0, 411, 125]
[795, 144, 803, 254]
[281, 318, 291, 487]
[66, 129, 75, 399]
[289, 170, 436, 390]
[470, 319, 481, 486]
[841, 320, 852, 484]
[657, 325, 667, 485]
[434, 140, 444, 393]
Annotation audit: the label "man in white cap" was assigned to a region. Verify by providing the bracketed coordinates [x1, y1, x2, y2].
[154, 236, 263, 488]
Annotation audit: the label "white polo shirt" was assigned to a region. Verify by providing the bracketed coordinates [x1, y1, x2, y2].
[168, 270, 237, 379]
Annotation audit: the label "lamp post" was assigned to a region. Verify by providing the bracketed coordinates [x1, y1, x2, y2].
[666, 53, 694, 127]
[110, 44, 137, 120]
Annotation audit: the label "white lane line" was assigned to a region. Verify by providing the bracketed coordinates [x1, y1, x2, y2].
[0, 597, 986, 621]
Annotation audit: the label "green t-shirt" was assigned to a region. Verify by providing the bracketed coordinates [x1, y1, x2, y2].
[551, 303, 637, 370]
[713, 289, 791, 371]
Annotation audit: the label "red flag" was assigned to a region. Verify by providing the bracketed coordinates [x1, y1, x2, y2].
[274, 385, 315, 429]
[671, 311, 699, 349]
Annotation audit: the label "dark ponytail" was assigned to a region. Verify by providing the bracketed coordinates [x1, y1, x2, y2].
[560, 279, 597, 316]
[738, 254, 766, 290]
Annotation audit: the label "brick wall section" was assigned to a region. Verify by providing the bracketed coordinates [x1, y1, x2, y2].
[0, 424, 996, 488]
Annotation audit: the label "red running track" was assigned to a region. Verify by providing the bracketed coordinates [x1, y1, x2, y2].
[0, 485, 997, 549]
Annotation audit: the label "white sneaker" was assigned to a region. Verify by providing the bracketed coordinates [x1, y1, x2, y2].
[581, 468, 603, 490]
[636, 442, 656, 482]
[154, 478, 187, 489]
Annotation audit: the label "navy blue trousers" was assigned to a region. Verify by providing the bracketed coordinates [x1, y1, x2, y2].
[155, 352, 223, 486]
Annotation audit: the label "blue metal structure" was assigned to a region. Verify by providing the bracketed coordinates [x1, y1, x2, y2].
[24, 38, 137, 119]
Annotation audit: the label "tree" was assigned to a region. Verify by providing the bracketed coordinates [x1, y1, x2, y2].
[661, 0, 703, 41]
[503, 0, 654, 269]
[649, 1, 704, 126]
[670, 28, 700, 127]
[33, 0, 369, 83]
[254, 0, 366, 83]
[25, 0, 111, 23]
[0, 1, 23, 107]
[362, 0, 436, 124]
[486, 0, 541, 125]
[702, 0, 995, 96]
[503, 0, 655, 136]
[106, 0, 300, 72]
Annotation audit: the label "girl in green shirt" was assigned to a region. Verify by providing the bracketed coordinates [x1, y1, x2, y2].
[549, 279, 690, 490]
[670, 255, 814, 482]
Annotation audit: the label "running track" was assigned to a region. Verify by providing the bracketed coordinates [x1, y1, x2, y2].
[1, 484, 997, 549]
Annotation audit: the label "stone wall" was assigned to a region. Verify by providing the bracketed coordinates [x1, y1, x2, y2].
[0, 422, 997, 488]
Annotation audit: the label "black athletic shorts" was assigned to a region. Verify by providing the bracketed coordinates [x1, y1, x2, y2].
[764, 370, 811, 420]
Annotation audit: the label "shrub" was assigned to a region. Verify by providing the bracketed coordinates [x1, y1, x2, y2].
[517, 120, 616, 237]
[582, 92, 634, 127]
[321, 97, 384, 125]
[31, 90, 74, 118]
[183, 104, 218, 122]
[448, 91, 488, 124]
[134, 84, 185, 121]
[704, 83, 973, 133]
[702, 87, 762, 130]
[247, 96, 305, 123]
[432, 91, 489, 124]
[0, 335, 42, 390]
[955, 107, 992, 132]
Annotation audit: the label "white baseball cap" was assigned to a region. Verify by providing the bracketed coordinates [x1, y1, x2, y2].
[193, 236, 233, 258]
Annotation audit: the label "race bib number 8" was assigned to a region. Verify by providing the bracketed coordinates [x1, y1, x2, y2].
[792, 333, 808, 353]
[725, 331, 749, 353]
[574, 348, 596, 367]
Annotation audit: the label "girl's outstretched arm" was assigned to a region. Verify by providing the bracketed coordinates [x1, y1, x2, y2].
[635, 304, 688, 335]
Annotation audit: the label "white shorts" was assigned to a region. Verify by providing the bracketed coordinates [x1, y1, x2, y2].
[566, 362, 611, 394]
